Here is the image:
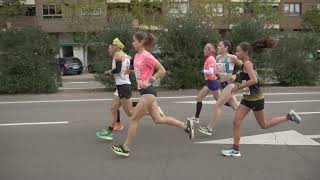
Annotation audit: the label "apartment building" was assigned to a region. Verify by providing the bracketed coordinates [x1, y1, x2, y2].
[1, 0, 319, 69]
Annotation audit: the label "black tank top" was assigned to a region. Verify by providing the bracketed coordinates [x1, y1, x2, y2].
[239, 63, 262, 97]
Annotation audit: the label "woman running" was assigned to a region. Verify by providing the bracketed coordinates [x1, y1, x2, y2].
[96, 38, 135, 140]
[198, 40, 242, 135]
[111, 31, 194, 157]
[198, 37, 280, 136]
[221, 42, 302, 157]
[187, 43, 221, 123]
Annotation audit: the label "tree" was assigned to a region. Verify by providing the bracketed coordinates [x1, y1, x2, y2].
[0, 0, 26, 28]
[0, 28, 60, 94]
[302, 7, 320, 32]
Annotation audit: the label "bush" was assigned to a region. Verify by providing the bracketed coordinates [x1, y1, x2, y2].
[269, 32, 320, 86]
[225, 19, 278, 84]
[0, 28, 60, 94]
[159, 15, 220, 89]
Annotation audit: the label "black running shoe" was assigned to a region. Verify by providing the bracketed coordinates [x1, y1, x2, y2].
[112, 144, 130, 157]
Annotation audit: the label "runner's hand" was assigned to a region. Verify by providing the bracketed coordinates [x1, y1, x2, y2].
[124, 69, 132, 75]
[104, 70, 112, 76]
[231, 83, 240, 94]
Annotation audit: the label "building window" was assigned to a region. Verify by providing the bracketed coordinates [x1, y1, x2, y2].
[236, 5, 244, 14]
[205, 3, 223, 16]
[168, 0, 189, 15]
[284, 3, 301, 16]
[43, 5, 63, 19]
[81, 7, 102, 16]
[25, 6, 36, 16]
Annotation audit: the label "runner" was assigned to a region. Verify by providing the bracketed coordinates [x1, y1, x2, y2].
[186, 43, 221, 123]
[198, 40, 242, 135]
[198, 37, 280, 136]
[96, 37, 134, 140]
[111, 31, 194, 157]
[221, 41, 302, 157]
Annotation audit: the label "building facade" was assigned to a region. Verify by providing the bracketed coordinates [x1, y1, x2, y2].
[2, 0, 319, 70]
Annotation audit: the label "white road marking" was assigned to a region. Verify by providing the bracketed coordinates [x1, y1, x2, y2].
[0, 121, 69, 126]
[196, 130, 320, 146]
[175, 100, 320, 104]
[0, 96, 196, 104]
[297, 112, 320, 115]
[0, 91, 319, 105]
[305, 135, 320, 139]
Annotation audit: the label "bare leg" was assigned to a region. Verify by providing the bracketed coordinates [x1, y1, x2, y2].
[207, 84, 236, 129]
[110, 96, 121, 127]
[148, 100, 186, 129]
[233, 105, 251, 146]
[253, 110, 288, 129]
[124, 95, 154, 149]
[121, 98, 134, 117]
[211, 89, 221, 101]
[194, 86, 210, 118]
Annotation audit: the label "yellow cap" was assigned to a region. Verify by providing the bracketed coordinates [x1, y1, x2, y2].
[112, 38, 125, 49]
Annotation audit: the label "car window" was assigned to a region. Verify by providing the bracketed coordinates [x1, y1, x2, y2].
[72, 58, 81, 64]
[65, 59, 73, 64]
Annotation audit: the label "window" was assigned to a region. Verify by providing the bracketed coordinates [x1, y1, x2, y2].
[284, 3, 301, 16]
[168, 0, 189, 15]
[25, 6, 36, 16]
[236, 5, 244, 14]
[43, 5, 63, 19]
[205, 3, 223, 16]
[81, 7, 102, 16]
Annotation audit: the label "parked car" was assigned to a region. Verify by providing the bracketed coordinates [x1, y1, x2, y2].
[87, 59, 106, 73]
[58, 57, 83, 75]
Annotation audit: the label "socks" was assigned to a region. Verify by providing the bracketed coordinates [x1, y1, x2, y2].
[233, 144, 240, 151]
[117, 110, 120, 123]
[195, 102, 202, 118]
[287, 113, 292, 121]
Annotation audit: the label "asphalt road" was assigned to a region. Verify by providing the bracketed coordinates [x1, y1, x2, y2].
[0, 88, 319, 180]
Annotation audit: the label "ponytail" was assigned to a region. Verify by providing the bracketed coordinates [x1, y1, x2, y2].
[134, 31, 157, 50]
[251, 36, 279, 53]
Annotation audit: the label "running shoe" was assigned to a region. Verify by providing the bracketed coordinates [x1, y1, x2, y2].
[221, 148, 241, 157]
[288, 110, 302, 124]
[185, 119, 195, 140]
[198, 126, 213, 136]
[96, 129, 113, 140]
[186, 116, 200, 124]
[114, 123, 124, 131]
[112, 144, 130, 157]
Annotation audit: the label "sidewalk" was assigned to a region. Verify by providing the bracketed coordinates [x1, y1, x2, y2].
[58, 72, 320, 94]
[59, 73, 105, 92]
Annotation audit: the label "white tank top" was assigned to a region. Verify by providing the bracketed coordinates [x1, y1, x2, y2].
[216, 54, 235, 82]
[112, 54, 131, 85]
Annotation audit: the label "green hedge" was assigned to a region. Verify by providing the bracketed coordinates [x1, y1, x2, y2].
[159, 15, 220, 89]
[270, 32, 320, 86]
[0, 28, 60, 94]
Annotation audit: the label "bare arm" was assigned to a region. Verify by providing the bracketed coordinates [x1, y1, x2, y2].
[152, 63, 166, 80]
[230, 54, 243, 66]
